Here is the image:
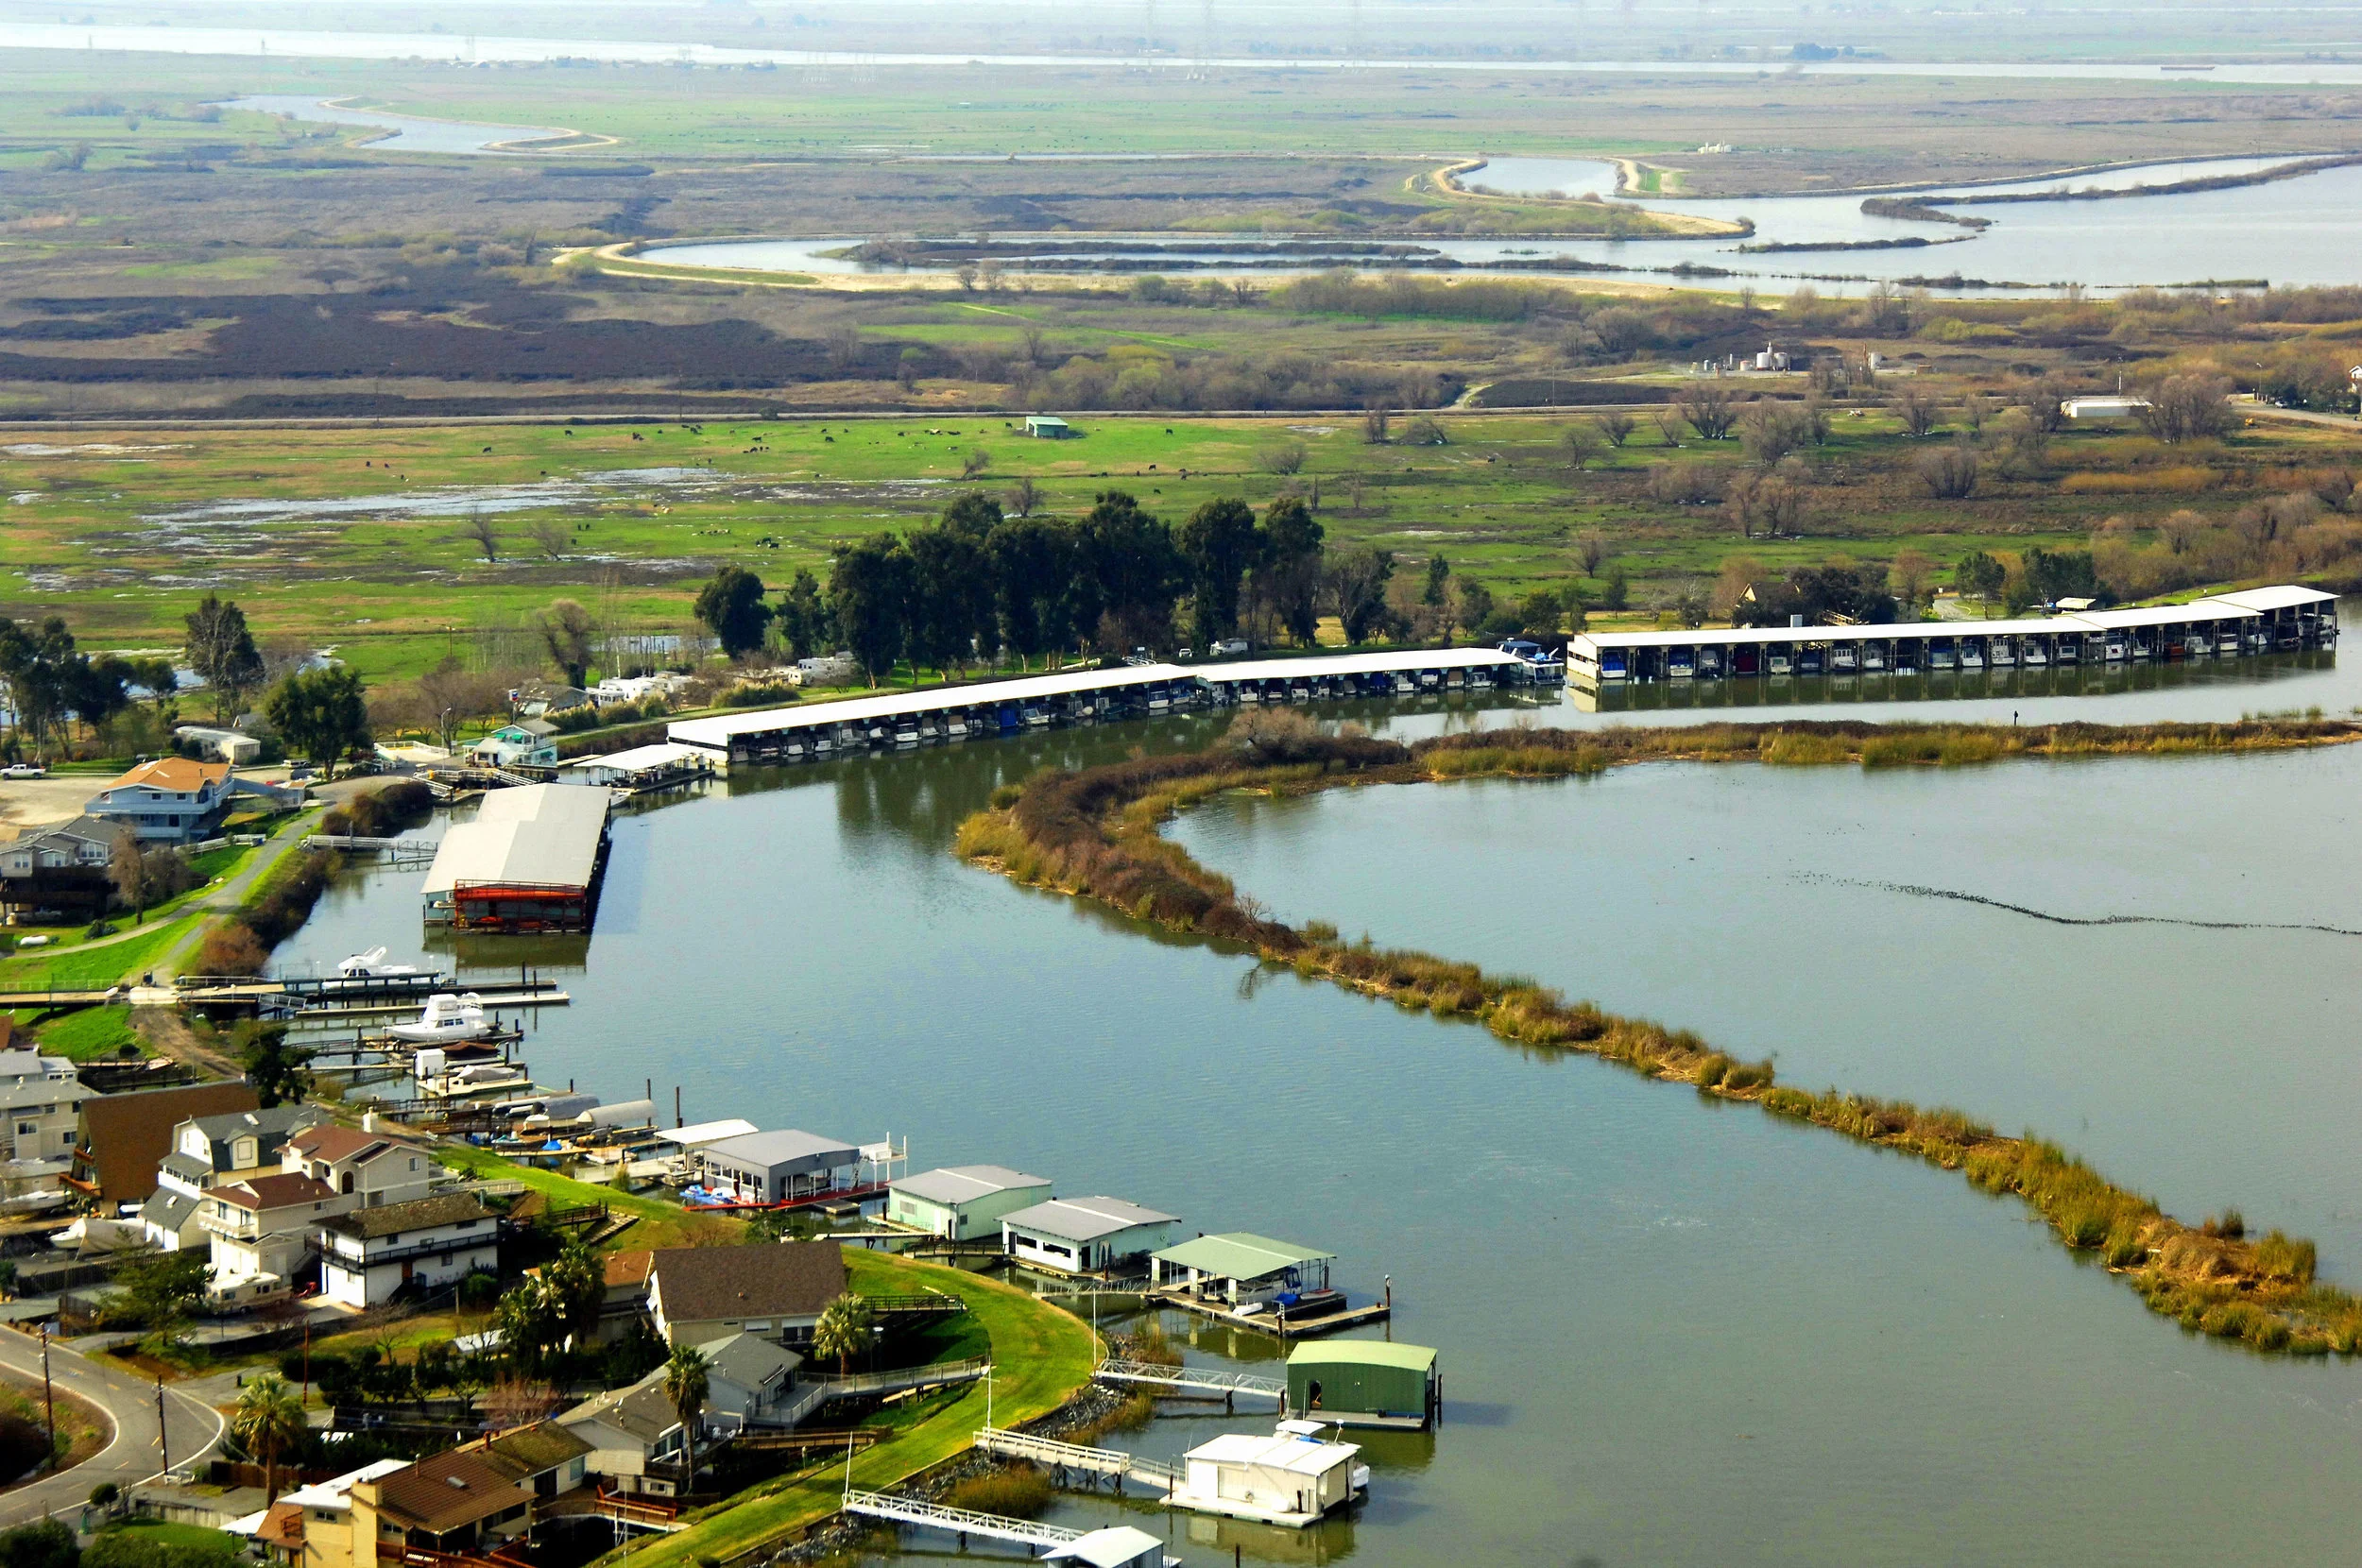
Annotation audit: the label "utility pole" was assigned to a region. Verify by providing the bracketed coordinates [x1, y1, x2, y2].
[39, 1323, 53, 1464]
[156, 1374, 168, 1474]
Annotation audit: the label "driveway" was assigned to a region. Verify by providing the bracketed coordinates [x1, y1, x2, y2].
[0, 778, 106, 837]
[0, 1329, 225, 1526]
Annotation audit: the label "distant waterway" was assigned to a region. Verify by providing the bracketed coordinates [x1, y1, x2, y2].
[273, 632, 2362, 1566]
[18, 24, 2362, 84]
[222, 94, 573, 153]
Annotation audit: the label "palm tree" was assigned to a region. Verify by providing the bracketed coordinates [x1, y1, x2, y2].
[812, 1292, 875, 1379]
[662, 1344, 710, 1493]
[231, 1372, 306, 1504]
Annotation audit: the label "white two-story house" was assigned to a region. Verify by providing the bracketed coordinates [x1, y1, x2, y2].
[142, 1102, 324, 1253]
[319, 1192, 500, 1307]
[0, 1048, 88, 1206]
[201, 1171, 351, 1307]
[282, 1122, 436, 1207]
[84, 758, 236, 845]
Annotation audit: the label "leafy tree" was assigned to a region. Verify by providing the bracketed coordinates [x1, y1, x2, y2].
[545, 1238, 605, 1354]
[2021, 546, 2102, 607]
[233, 1020, 313, 1109]
[986, 518, 1064, 670]
[184, 595, 264, 724]
[940, 491, 1004, 541]
[0, 1521, 78, 1568]
[69, 655, 132, 737]
[1323, 548, 1394, 645]
[1072, 492, 1180, 655]
[906, 524, 992, 678]
[265, 667, 370, 776]
[662, 1344, 709, 1489]
[1258, 497, 1325, 646]
[1601, 566, 1631, 611]
[107, 1251, 210, 1347]
[774, 570, 828, 662]
[812, 1292, 875, 1377]
[493, 1279, 560, 1374]
[109, 837, 190, 923]
[1178, 498, 1261, 648]
[1733, 563, 1898, 628]
[417, 657, 507, 754]
[231, 1372, 306, 1503]
[1955, 550, 2007, 603]
[1422, 555, 1450, 609]
[694, 567, 774, 659]
[829, 534, 915, 685]
[536, 599, 598, 688]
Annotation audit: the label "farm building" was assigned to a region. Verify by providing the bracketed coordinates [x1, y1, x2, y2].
[1286, 1340, 1439, 1429]
[1001, 1196, 1177, 1274]
[1150, 1233, 1334, 1307]
[1024, 415, 1073, 438]
[420, 783, 610, 931]
[887, 1165, 1052, 1241]
[691, 1129, 861, 1205]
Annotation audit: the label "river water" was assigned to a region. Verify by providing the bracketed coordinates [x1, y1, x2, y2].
[269, 638, 2362, 1567]
[222, 93, 570, 153]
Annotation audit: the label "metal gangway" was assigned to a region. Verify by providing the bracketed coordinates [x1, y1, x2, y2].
[973, 1425, 1181, 1494]
[842, 1490, 1083, 1551]
[1093, 1357, 1288, 1407]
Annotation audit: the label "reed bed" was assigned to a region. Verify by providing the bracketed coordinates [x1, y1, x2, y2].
[956, 715, 2362, 1355]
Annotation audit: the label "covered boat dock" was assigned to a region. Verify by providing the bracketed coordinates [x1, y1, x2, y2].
[1566, 586, 2336, 686]
[419, 782, 611, 932]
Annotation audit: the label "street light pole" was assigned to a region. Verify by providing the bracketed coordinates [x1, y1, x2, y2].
[156, 1375, 168, 1475]
[40, 1323, 53, 1464]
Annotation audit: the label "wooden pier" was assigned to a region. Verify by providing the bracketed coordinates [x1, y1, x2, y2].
[972, 1425, 1179, 1494]
[1092, 1357, 1287, 1408]
[1146, 1287, 1392, 1339]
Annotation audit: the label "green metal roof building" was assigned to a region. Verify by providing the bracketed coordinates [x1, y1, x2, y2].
[1149, 1232, 1334, 1304]
[1286, 1339, 1439, 1429]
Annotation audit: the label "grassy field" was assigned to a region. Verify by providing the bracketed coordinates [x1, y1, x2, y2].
[432, 1145, 746, 1249]
[9, 400, 2361, 687]
[621, 1250, 1097, 1568]
[0, 917, 200, 994]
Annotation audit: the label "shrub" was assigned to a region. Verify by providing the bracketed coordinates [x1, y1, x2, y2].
[943, 1467, 1053, 1518]
[2252, 1230, 2317, 1283]
[194, 923, 268, 978]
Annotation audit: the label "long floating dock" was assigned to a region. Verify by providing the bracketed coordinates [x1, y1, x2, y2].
[1145, 1287, 1392, 1339]
[1567, 585, 2337, 687]
[667, 649, 1561, 770]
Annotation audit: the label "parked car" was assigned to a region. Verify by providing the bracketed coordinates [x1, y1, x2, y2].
[0, 763, 45, 779]
[1211, 639, 1251, 657]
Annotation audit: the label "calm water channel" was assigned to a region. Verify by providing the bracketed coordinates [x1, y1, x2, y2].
[274, 646, 2362, 1567]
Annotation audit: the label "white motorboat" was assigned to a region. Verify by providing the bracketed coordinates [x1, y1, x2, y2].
[388, 992, 498, 1044]
[336, 946, 422, 981]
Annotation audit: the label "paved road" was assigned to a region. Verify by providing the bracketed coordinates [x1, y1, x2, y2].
[151, 807, 328, 982]
[0, 1329, 225, 1525]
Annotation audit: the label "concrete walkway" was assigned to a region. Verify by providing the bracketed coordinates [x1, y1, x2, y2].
[150, 808, 327, 983]
[0, 1329, 225, 1526]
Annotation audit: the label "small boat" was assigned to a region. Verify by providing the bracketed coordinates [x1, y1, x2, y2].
[1991, 639, 2017, 667]
[419, 1061, 533, 1099]
[1960, 641, 1984, 670]
[1862, 645, 1888, 673]
[337, 946, 422, 981]
[1699, 647, 1723, 676]
[2055, 639, 2080, 664]
[1022, 703, 1054, 726]
[892, 724, 919, 747]
[1930, 642, 1957, 671]
[2101, 635, 2129, 662]
[2024, 640, 2048, 667]
[1668, 651, 1696, 679]
[389, 993, 498, 1045]
[1831, 645, 1858, 673]
[1768, 651, 1793, 676]
[1798, 647, 1823, 675]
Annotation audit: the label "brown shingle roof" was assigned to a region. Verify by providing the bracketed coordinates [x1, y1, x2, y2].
[476, 1423, 593, 1482]
[370, 1450, 532, 1535]
[605, 1250, 652, 1288]
[325, 1192, 490, 1240]
[214, 1172, 337, 1211]
[255, 1501, 302, 1552]
[98, 758, 230, 794]
[76, 1082, 258, 1202]
[648, 1240, 845, 1328]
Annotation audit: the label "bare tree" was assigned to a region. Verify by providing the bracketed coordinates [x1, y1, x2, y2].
[1652, 407, 1685, 448]
[1261, 441, 1309, 475]
[1673, 384, 1737, 440]
[530, 518, 570, 561]
[1362, 402, 1393, 445]
[1018, 323, 1048, 366]
[536, 599, 597, 689]
[2135, 373, 2234, 445]
[827, 322, 863, 373]
[1890, 548, 1936, 610]
[2159, 507, 2207, 554]
[2014, 375, 2069, 435]
[1960, 392, 1997, 435]
[458, 508, 501, 563]
[1595, 411, 1636, 449]
[1893, 386, 1942, 438]
[1915, 443, 1980, 500]
[1575, 532, 1609, 579]
[962, 448, 992, 480]
[418, 657, 507, 753]
[1003, 475, 1044, 518]
[1559, 421, 1604, 471]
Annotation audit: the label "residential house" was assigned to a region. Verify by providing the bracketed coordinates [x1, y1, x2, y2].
[471, 722, 559, 768]
[200, 1171, 350, 1306]
[470, 1422, 593, 1502]
[693, 1332, 804, 1435]
[0, 1048, 91, 1167]
[553, 1368, 691, 1497]
[349, 1449, 534, 1559]
[84, 758, 234, 845]
[0, 816, 127, 923]
[691, 1130, 860, 1206]
[317, 1191, 500, 1307]
[1001, 1197, 1178, 1275]
[645, 1240, 846, 1348]
[511, 682, 590, 719]
[592, 1249, 655, 1343]
[282, 1122, 435, 1208]
[142, 1102, 323, 1251]
[887, 1165, 1052, 1242]
[70, 1081, 259, 1206]
[278, 1458, 410, 1568]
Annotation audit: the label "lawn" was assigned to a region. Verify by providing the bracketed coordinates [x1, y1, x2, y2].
[621, 1252, 1098, 1568]
[432, 1146, 745, 1250]
[0, 916, 201, 995]
[22, 1005, 142, 1063]
[92, 1520, 240, 1555]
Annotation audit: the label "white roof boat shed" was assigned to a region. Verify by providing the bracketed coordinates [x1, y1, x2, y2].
[558, 742, 711, 789]
[420, 783, 610, 930]
[692, 1129, 861, 1204]
[668, 664, 1196, 763]
[1151, 1233, 1335, 1305]
[657, 1118, 760, 1150]
[1170, 1423, 1366, 1528]
[1001, 1196, 1178, 1273]
[888, 1164, 1052, 1241]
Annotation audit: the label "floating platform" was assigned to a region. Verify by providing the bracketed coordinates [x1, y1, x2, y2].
[1147, 1287, 1393, 1339]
